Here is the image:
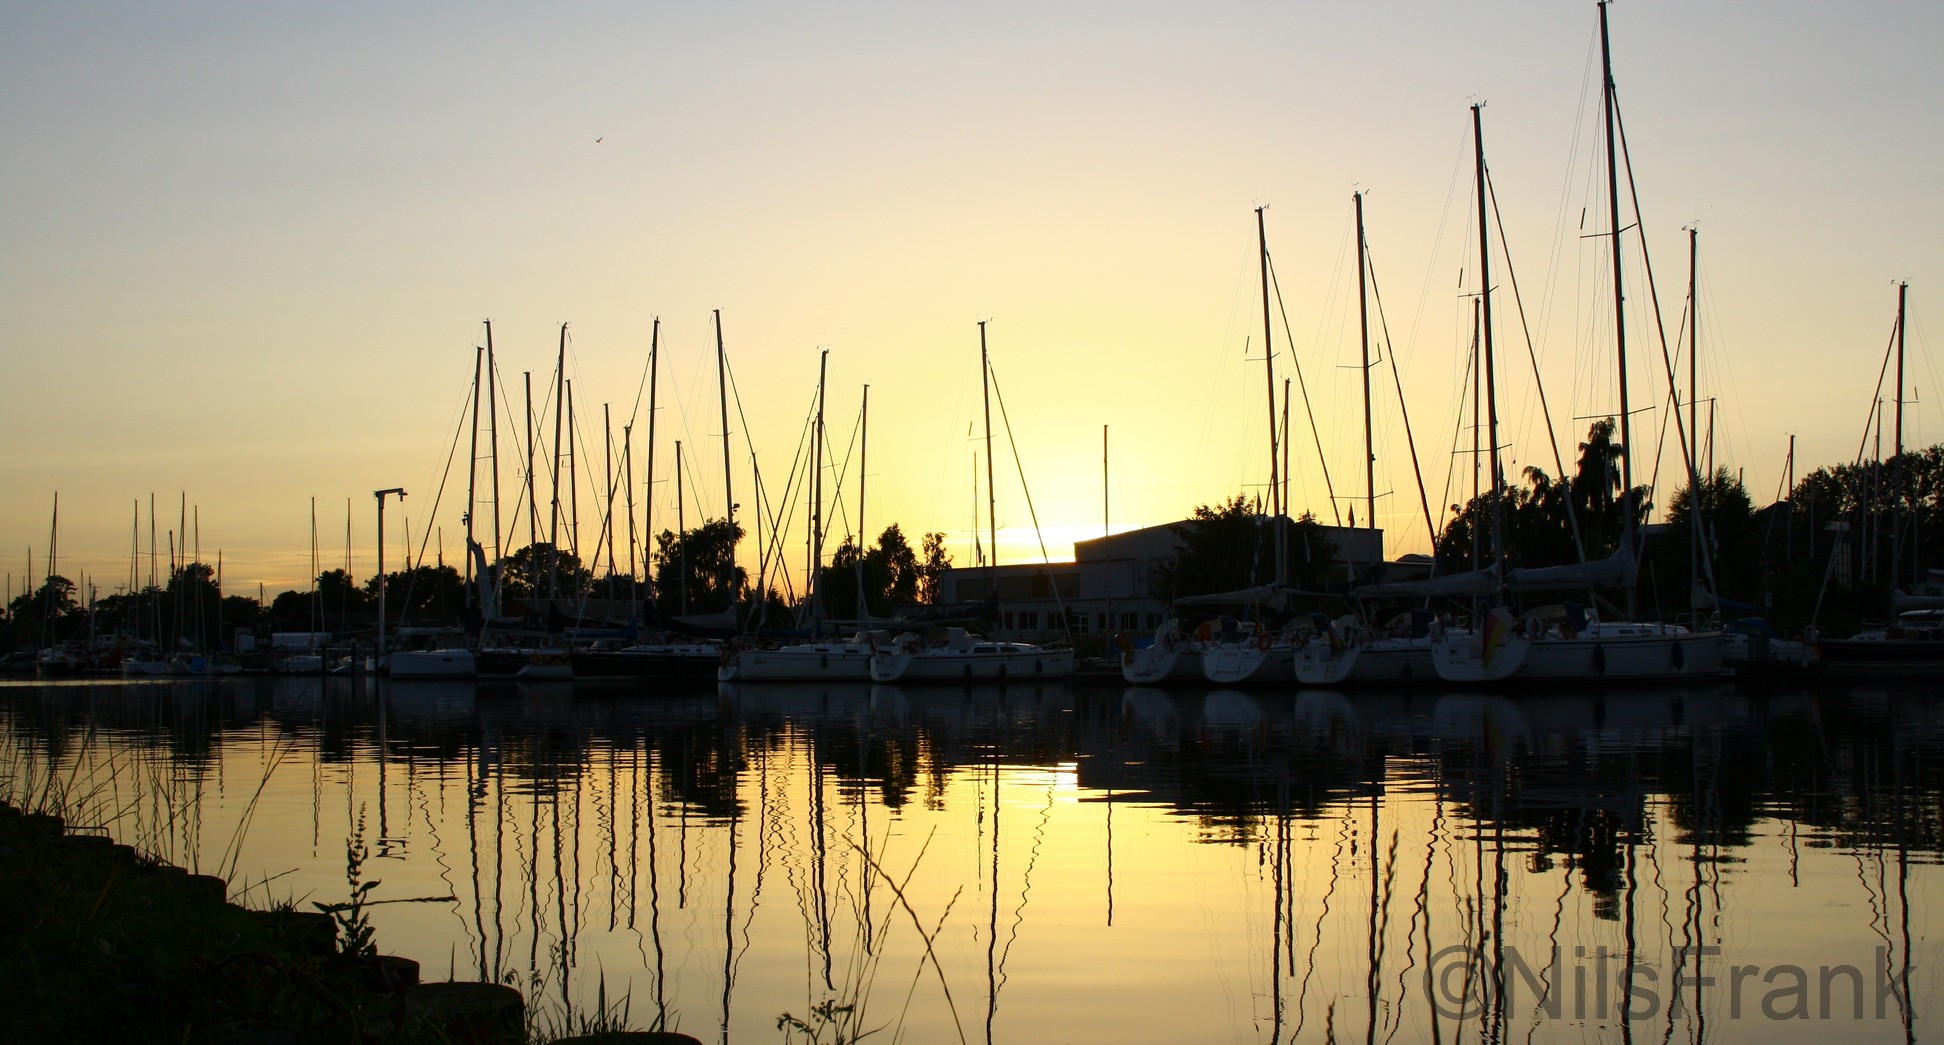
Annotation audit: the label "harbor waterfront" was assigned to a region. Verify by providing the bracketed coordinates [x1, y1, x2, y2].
[2, 675, 1936, 1043]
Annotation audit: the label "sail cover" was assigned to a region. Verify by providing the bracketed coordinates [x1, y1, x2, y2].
[1505, 547, 1636, 591]
[1353, 565, 1500, 599]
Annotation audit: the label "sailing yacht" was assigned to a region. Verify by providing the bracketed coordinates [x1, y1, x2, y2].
[1426, 102, 1530, 684]
[1501, 5, 1723, 682]
[717, 629, 884, 682]
[1199, 619, 1298, 685]
[1428, 10, 1727, 683]
[869, 626, 1073, 683]
[1117, 618, 1207, 684]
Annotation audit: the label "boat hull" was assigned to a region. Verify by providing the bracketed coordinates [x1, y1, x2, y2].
[870, 648, 1074, 683]
[1292, 639, 1358, 685]
[387, 649, 478, 679]
[1348, 640, 1434, 684]
[571, 645, 721, 682]
[1517, 629, 1722, 683]
[718, 645, 876, 683]
[1201, 644, 1295, 685]
[1431, 632, 1531, 682]
[1120, 645, 1206, 684]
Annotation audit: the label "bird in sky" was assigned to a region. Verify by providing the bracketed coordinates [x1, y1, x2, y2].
[595, 137, 603, 143]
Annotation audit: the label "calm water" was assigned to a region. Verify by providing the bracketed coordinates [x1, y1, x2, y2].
[1, 675, 1938, 1043]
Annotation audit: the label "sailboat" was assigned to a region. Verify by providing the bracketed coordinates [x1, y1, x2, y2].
[1431, 8, 1726, 683]
[870, 323, 1074, 684]
[575, 316, 730, 683]
[1117, 618, 1208, 684]
[1295, 193, 1450, 685]
[1188, 209, 1307, 687]
[1810, 284, 1944, 672]
[1495, 3, 1721, 683]
[1427, 105, 1531, 683]
[717, 357, 889, 683]
[391, 340, 494, 680]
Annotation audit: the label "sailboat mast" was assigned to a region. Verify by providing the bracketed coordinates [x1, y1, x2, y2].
[128, 500, 138, 608]
[971, 453, 981, 568]
[1688, 227, 1700, 599]
[1896, 282, 1907, 460]
[467, 344, 483, 600]
[568, 379, 579, 571]
[644, 318, 660, 605]
[859, 384, 869, 549]
[714, 309, 739, 614]
[622, 425, 636, 605]
[1688, 230, 1699, 490]
[1256, 207, 1280, 521]
[1281, 378, 1292, 520]
[750, 450, 765, 625]
[1891, 281, 1909, 587]
[486, 321, 501, 568]
[812, 349, 829, 620]
[1472, 104, 1507, 561]
[1470, 298, 1482, 572]
[1356, 191, 1375, 532]
[980, 322, 997, 572]
[549, 325, 566, 601]
[524, 371, 537, 552]
[715, 310, 735, 534]
[675, 440, 687, 615]
[603, 402, 616, 578]
[1600, 1, 1636, 561]
[857, 384, 870, 615]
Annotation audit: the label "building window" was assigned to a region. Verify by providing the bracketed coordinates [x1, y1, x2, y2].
[1097, 613, 1109, 632]
[1072, 614, 1089, 635]
[1120, 613, 1139, 631]
[1003, 611, 1015, 630]
[1146, 613, 1161, 629]
[1020, 611, 1039, 630]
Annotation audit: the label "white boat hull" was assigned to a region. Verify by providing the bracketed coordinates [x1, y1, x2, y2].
[1348, 639, 1434, 684]
[1120, 644, 1206, 684]
[387, 649, 478, 678]
[1517, 628, 1722, 682]
[1201, 643, 1295, 685]
[1292, 639, 1359, 685]
[1431, 631, 1531, 682]
[870, 647, 1074, 683]
[719, 645, 875, 682]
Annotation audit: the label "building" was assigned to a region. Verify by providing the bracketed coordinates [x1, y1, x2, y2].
[936, 518, 1388, 643]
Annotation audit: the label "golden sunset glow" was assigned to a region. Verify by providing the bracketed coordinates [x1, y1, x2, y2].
[4, 2, 1937, 598]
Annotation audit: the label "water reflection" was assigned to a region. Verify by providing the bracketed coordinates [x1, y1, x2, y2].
[1, 675, 1937, 1042]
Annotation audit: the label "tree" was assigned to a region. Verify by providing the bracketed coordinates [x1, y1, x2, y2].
[494, 543, 593, 601]
[1435, 419, 1649, 572]
[1153, 495, 1339, 599]
[363, 564, 467, 622]
[918, 531, 951, 604]
[316, 569, 370, 611]
[268, 589, 323, 630]
[165, 563, 223, 648]
[652, 519, 746, 616]
[1649, 466, 1758, 610]
[5, 575, 78, 647]
[813, 524, 928, 620]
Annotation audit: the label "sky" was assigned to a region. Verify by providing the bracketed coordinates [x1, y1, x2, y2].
[3, 1, 1940, 603]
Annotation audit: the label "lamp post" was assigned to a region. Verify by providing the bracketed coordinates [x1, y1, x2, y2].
[374, 488, 406, 667]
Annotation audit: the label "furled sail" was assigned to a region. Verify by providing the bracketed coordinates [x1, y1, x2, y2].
[1505, 547, 1636, 591]
[1353, 564, 1500, 599]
